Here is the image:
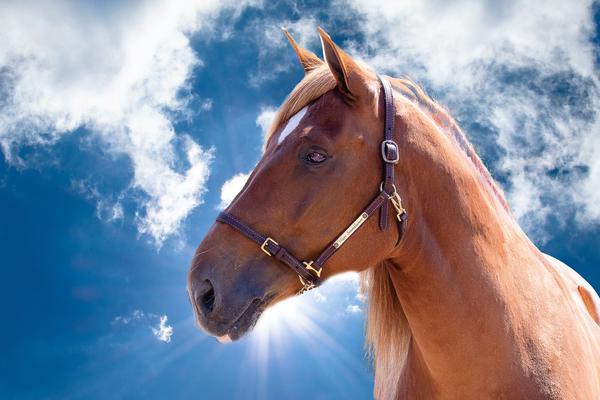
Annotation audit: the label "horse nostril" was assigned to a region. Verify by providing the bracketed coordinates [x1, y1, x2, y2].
[195, 279, 216, 315]
[202, 286, 215, 313]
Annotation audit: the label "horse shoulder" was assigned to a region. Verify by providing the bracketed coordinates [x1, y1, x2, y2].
[543, 253, 600, 326]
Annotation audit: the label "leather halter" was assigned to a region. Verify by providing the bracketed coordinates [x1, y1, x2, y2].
[217, 75, 407, 294]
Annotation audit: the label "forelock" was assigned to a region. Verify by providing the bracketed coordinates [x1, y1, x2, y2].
[264, 64, 337, 147]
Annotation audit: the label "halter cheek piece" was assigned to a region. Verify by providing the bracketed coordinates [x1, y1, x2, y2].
[217, 75, 408, 294]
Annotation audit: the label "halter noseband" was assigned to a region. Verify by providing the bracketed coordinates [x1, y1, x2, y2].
[216, 75, 407, 294]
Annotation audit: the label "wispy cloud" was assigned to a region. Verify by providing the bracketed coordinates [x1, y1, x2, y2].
[112, 309, 147, 326]
[0, 0, 252, 246]
[247, 17, 319, 87]
[112, 309, 173, 343]
[199, 99, 214, 112]
[71, 180, 124, 223]
[343, 0, 600, 240]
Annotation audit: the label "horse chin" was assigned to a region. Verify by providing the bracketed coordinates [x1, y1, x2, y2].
[214, 296, 271, 343]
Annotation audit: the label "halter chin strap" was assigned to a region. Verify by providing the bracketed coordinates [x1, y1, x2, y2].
[216, 75, 407, 294]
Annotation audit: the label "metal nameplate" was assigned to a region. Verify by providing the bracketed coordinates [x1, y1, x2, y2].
[333, 212, 368, 249]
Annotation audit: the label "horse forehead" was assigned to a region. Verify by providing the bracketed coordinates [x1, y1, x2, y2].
[277, 106, 308, 145]
[275, 94, 351, 146]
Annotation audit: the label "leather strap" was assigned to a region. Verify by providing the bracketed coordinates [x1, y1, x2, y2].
[313, 191, 388, 269]
[216, 212, 321, 286]
[215, 75, 406, 293]
[379, 76, 398, 230]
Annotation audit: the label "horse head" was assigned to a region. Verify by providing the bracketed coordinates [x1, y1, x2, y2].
[188, 28, 404, 341]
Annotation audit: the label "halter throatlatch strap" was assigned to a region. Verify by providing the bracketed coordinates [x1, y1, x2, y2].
[216, 75, 407, 294]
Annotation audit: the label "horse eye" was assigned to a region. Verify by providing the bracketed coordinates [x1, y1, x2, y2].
[305, 150, 328, 164]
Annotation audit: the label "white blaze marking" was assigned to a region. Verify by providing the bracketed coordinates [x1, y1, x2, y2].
[277, 106, 308, 145]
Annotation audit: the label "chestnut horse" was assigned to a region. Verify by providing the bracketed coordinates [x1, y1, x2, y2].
[188, 28, 600, 399]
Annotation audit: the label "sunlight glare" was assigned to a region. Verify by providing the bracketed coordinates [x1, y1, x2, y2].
[234, 273, 370, 399]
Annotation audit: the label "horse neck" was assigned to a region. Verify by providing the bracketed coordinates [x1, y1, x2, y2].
[385, 115, 548, 387]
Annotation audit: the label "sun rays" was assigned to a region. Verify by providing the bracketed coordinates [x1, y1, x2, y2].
[233, 273, 371, 398]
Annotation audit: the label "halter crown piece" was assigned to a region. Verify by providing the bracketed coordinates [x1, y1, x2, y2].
[216, 75, 408, 294]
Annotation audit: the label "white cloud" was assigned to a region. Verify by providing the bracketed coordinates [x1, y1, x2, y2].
[0, 0, 252, 246]
[580, 129, 600, 221]
[315, 273, 363, 313]
[218, 172, 250, 209]
[346, 0, 600, 238]
[349, 1, 595, 86]
[152, 315, 174, 343]
[345, 304, 362, 314]
[256, 106, 278, 142]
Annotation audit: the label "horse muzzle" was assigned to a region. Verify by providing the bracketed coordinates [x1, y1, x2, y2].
[187, 261, 274, 341]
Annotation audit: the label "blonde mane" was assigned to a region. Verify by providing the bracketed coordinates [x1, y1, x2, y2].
[265, 63, 510, 400]
[361, 262, 411, 400]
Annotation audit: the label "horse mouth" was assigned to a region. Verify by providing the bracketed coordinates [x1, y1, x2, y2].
[217, 296, 272, 342]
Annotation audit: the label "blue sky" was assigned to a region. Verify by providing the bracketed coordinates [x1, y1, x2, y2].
[1, 1, 600, 399]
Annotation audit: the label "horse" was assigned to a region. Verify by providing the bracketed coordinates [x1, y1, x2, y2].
[188, 27, 600, 399]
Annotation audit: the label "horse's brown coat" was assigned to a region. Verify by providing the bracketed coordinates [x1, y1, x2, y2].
[188, 29, 600, 399]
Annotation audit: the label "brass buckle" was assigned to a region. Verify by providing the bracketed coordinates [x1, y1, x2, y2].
[297, 261, 322, 294]
[303, 260, 322, 278]
[260, 237, 278, 256]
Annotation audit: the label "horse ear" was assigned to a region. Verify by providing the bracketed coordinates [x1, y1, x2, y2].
[282, 28, 323, 74]
[317, 27, 368, 102]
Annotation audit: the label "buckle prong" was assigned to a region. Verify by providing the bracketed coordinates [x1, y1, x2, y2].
[303, 260, 322, 277]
